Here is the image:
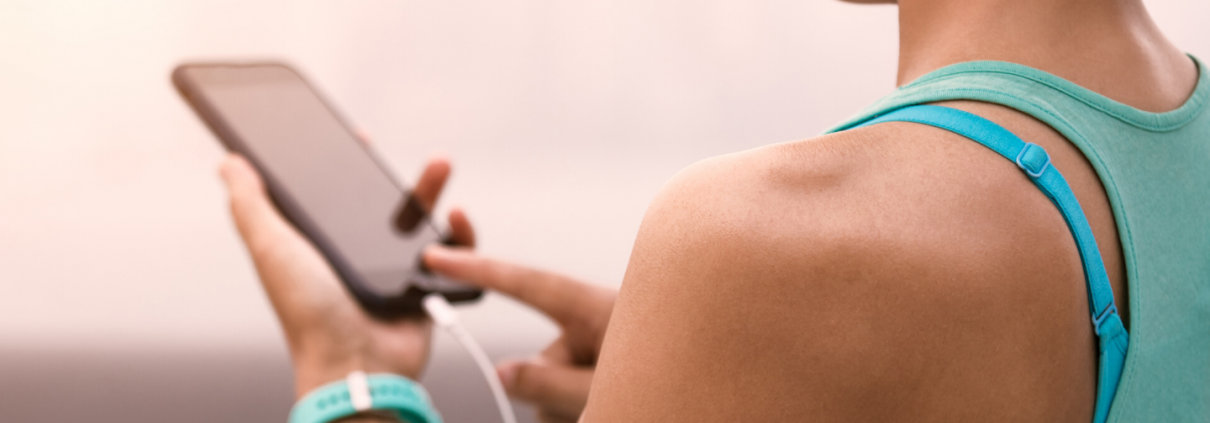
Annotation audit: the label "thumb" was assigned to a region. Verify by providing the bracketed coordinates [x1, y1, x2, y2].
[497, 359, 593, 418]
[218, 154, 296, 254]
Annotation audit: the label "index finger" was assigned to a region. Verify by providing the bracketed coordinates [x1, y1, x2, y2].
[411, 155, 451, 213]
[423, 246, 592, 324]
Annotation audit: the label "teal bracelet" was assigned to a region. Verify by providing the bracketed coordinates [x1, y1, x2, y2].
[289, 372, 443, 423]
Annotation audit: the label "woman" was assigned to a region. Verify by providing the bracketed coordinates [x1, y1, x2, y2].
[217, 0, 1208, 421]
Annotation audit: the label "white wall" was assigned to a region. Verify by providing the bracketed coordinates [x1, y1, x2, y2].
[0, 0, 905, 353]
[0, 0, 1206, 419]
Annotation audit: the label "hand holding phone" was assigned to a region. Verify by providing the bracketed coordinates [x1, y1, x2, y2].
[218, 153, 476, 397]
[174, 62, 481, 317]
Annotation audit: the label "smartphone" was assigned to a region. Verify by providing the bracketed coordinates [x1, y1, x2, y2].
[173, 62, 482, 317]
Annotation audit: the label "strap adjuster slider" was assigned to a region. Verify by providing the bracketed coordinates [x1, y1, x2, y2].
[1092, 303, 1119, 336]
[1015, 143, 1051, 178]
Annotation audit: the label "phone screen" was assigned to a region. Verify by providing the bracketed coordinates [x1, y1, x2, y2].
[181, 65, 436, 297]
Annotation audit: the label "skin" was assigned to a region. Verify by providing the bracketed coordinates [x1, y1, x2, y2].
[217, 0, 1197, 421]
[582, 0, 1195, 421]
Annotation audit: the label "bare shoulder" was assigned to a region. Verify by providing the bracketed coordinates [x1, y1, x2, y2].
[584, 118, 1098, 422]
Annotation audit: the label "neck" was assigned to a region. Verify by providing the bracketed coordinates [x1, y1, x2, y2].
[896, 0, 1196, 112]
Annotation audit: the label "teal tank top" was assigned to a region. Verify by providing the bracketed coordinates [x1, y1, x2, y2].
[827, 57, 1210, 422]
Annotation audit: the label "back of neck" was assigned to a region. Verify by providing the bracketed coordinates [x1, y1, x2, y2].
[897, 0, 1197, 112]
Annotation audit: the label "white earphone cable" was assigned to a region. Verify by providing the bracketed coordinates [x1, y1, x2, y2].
[423, 294, 518, 423]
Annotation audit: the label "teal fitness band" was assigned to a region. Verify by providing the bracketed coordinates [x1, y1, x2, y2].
[289, 372, 443, 423]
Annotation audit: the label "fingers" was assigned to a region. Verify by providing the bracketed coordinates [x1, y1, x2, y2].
[497, 359, 593, 419]
[538, 336, 573, 365]
[218, 154, 297, 254]
[423, 246, 593, 324]
[447, 207, 476, 248]
[408, 156, 475, 248]
[411, 155, 451, 213]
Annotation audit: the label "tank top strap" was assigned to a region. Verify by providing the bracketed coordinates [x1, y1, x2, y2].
[826, 56, 1210, 423]
[847, 105, 1128, 423]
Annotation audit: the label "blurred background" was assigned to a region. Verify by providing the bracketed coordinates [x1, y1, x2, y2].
[0, 0, 1205, 422]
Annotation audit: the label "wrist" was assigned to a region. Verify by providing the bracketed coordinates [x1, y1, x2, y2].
[294, 361, 355, 400]
[285, 318, 432, 399]
[293, 347, 376, 400]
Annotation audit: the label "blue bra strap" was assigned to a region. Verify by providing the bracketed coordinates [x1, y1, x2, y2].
[851, 105, 1129, 423]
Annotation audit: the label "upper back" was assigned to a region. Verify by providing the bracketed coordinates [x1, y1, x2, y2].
[829, 58, 1210, 421]
[586, 59, 1210, 422]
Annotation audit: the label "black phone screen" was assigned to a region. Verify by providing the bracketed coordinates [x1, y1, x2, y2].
[180, 64, 438, 298]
